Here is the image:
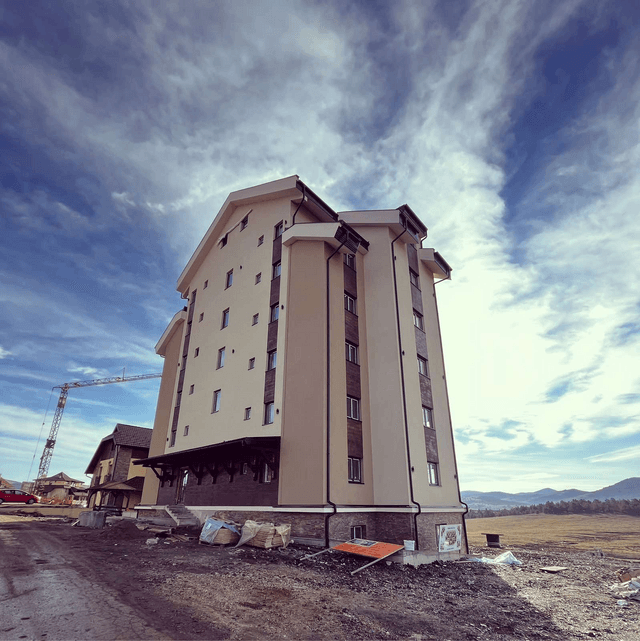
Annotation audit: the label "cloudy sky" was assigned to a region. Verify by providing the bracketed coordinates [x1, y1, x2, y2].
[1, 0, 638, 493]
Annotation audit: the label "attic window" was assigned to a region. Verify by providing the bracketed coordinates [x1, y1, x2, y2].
[220, 235, 228, 248]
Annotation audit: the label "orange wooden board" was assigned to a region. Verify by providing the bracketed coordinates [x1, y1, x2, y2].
[333, 539, 404, 559]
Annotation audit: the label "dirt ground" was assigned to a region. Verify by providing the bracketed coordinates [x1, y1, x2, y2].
[1, 512, 639, 640]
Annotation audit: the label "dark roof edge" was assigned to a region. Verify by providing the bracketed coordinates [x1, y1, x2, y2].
[296, 180, 338, 222]
[398, 204, 428, 235]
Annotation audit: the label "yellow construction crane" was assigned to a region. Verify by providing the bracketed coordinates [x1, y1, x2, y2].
[34, 372, 162, 494]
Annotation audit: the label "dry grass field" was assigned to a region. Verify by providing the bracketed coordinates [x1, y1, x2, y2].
[466, 513, 640, 559]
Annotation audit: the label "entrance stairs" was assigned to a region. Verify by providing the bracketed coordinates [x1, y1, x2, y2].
[165, 504, 200, 527]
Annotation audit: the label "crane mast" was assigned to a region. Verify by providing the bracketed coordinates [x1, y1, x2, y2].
[34, 373, 162, 493]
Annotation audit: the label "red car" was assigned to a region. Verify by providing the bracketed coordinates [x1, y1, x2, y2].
[0, 489, 39, 505]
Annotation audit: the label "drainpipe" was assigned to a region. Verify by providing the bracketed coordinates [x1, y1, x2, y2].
[433, 275, 469, 553]
[390, 227, 422, 550]
[291, 183, 306, 227]
[324, 233, 348, 547]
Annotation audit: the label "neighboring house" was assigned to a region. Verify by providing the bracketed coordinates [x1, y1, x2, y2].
[37, 472, 86, 503]
[136, 175, 466, 555]
[86, 424, 152, 510]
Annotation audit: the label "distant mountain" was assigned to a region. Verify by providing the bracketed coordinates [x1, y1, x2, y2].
[461, 477, 640, 510]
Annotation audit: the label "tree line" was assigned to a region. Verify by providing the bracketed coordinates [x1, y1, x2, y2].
[467, 497, 640, 519]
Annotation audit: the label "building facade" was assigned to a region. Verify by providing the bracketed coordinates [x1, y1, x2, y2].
[86, 423, 152, 510]
[138, 176, 467, 555]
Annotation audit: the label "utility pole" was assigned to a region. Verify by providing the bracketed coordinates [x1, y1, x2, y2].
[34, 373, 162, 493]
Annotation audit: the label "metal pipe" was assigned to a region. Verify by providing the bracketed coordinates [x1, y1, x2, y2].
[291, 183, 306, 227]
[390, 227, 422, 549]
[433, 276, 469, 553]
[324, 233, 348, 547]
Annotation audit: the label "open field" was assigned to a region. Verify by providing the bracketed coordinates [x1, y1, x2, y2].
[467, 513, 640, 559]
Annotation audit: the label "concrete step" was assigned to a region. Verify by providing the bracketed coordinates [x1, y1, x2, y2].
[165, 505, 199, 527]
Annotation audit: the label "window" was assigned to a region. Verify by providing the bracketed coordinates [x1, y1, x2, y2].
[244, 407, 251, 420]
[274, 221, 284, 239]
[189, 384, 194, 395]
[221, 308, 229, 328]
[225, 269, 233, 289]
[212, 389, 221, 413]
[248, 357, 256, 370]
[242, 462, 248, 475]
[262, 462, 273, 483]
[270, 303, 279, 322]
[350, 525, 366, 539]
[204, 280, 208, 289]
[428, 462, 440, 486]
[264, 402, 275, 425]
[344, 293, 357, 315]
[345, 342, 358, 364]
[267, 350, 277, 370]
[258, 235, 264, 246]
[418, 356, 428, 377]
[199, 312, 204, 322]
[413, 311, 424, 331]
[252, 313, 259, 325]
[273, 261, 281, 279]
[194, 347, 200, 357]
[410, 270, 420, 288]
[347, 396, 360, 420]
[241, 215, 249, 231]
[217, 347, 226, 369]
[348, 457, 362, 483]
[183, 425, 189, 436]
[255, 272, 262, 284]
[422, 406, 434, 429]
[169, 430, 176, 447]
[344, 253, 356, 269]
[220, 235, 228, 248]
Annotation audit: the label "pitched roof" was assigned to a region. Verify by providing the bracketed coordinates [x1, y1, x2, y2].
[85, 424, 153, 475]
[112, 424, 153, 448]
[41, 472, 82, 483]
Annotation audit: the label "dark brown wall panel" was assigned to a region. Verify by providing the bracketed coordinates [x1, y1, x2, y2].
[347, 419, 363, 458]
[343, 263, 357, 297]
[411, 284, 423, 314]
[414, 326, 428, 359]
[346, 360, 361, 398]
[264, 367, 276, 403]
[345, 311, 359, 345]
[157, 472, 279, 507]
[270, 276, 281, 306]
[407, 244, 419, 273]
[272, 235, 282, 264]
[267, 320, 278, 352]
[419, 375, 433, 408]
[424, 428, 439, 463]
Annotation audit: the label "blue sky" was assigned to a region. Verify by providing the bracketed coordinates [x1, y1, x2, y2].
[1, 0, 638, 492]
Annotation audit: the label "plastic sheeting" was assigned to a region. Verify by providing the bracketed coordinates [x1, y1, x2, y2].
[470, 551, 523, 565]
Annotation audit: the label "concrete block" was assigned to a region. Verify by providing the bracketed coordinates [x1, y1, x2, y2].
[78, 510, 107, 529]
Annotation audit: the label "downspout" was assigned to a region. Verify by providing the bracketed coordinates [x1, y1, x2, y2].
[324, 233, 348, 547]
[291, 183, 306, 227]
[391, 228, 422, 549]
[433, 275, 469, 554]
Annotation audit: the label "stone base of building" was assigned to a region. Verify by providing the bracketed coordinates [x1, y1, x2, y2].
[135, 504, 467, 561]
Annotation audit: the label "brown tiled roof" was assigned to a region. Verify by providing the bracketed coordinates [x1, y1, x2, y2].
[112, 424, 153, 448]
[41, 472, 82, 483]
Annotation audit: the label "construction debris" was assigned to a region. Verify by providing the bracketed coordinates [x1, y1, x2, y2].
[236, 520, 291, 549]
[540, 566, 569, 573]
[199, 517, 241, 546]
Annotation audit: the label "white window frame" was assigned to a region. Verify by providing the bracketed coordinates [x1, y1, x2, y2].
[255, 272, 262, 284]
[347, 396, 360, 420]
[348, 457, 362, 483]
[221, 308, 229, 328]
[410, 269, 420, 288]
[248, 357, 256, 370]
[240, 215, 249, 231]
[344, 293, 357, 315]
[274, 221, 284, 239]
[422, 406, 434, 429]
[418, 356, 428, 377]
[244, 407, 251, 421]
[270, 303, 279, 322]
[252, 313, 259, 325]
[413, 311, 424, 331]
[344, 253, 356, 269]
[428, 462, 440, 486]
[225, 269, 233, 289]
[212, 389, 221, 413]
[273, 261, 281, 279]
[217, 347, 226, 369]
[267, 350, 277, 371]
[264, 402, 275, 425]
[345, 342, 358, 364]
[350, 525, 365, 539]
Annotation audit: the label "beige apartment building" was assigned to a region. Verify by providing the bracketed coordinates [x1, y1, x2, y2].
[137, 175, 467, 555]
